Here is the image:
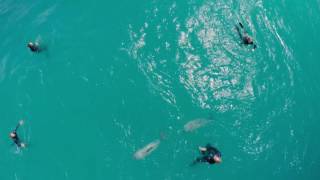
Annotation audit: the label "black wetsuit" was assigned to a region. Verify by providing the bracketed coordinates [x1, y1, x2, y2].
[29, 46, 38, 52]
[28, 44, 41, 52]
[11, 123, 24, 147]
[11, 132, 23, 147]
[235, 23, 257, 49]
[194, 144, 222, 164]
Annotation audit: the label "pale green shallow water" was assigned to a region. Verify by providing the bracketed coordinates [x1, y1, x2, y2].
[0, 0, 320, 179]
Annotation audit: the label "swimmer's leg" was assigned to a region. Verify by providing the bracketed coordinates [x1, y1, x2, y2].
[190, 157, 206, 166]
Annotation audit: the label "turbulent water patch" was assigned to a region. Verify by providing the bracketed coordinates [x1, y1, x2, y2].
[125, 0, 297, 159]
[126, 1, 259, 112]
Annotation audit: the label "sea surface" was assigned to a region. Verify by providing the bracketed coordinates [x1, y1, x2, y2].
[0, 0, 320, 179]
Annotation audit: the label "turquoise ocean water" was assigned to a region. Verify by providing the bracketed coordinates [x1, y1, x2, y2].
[0, 0, 320, 179]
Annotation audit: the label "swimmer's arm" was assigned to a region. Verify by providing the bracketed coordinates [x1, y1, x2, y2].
[239, 22, 248, 34]
[235, 26, 243, 40]
[199, 146, 207, 153]
[14, 125, 20, 132]
[14, 120, 24, 131]
[239, 22, 244, 28]
[12, 141, 26, 148]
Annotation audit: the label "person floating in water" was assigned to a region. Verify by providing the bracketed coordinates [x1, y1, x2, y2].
[192, 144, 222, 165]
[9, 120, 26, 148]
[235, 22, 257, 49]
[27, 42, 42, 52]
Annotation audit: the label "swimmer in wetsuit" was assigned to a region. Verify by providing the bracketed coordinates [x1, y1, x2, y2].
[192, 144, 222, 165]
[27, 42, 42, 53]
[9, 120, 26, 148]
[235, 22, 257, 49]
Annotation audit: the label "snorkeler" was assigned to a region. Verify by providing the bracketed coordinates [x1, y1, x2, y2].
[9, 120, 26, 148]
[235, 22, 257, 49]
[192, 144, 222, 165]
[27, 42, 41, 52]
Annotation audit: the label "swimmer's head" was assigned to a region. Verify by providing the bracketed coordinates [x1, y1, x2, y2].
[10, 132, 16, 138]
[213, 155, 222, 163]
